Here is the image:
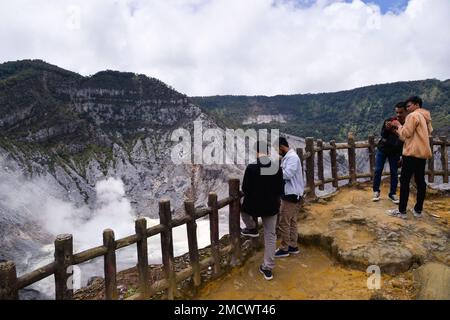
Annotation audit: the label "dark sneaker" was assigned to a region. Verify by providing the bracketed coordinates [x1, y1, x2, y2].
[241, 228, 259, 238]
[288, 246, 300, 254]
[259, 265, 273, 280]
[411, 208, 422, 218]
[275, 248, 289, 258]
[389, 194, 400, 204]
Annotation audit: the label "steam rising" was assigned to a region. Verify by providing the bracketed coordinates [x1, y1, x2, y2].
[0, 157, 228, 299]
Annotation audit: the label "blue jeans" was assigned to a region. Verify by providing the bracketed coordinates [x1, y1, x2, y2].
[372, 149, 400, 196]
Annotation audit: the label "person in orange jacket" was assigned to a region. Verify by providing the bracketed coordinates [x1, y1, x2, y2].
[386, 96, 433, 219]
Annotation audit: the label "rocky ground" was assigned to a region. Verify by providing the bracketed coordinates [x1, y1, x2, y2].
[72, 180, 449, 300]
[72, 235, 256, 300]
[299, 181, 449, 274]
[195, 180, 449, 300]
[195, 245, 416, 300]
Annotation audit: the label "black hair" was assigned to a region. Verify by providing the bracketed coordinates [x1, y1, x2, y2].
[394, 101, 407, 110]
[278, 136, 289, 148]
[405, 96, 423, 108]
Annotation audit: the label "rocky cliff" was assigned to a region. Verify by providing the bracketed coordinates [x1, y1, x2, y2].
[0, 60, 242, 275]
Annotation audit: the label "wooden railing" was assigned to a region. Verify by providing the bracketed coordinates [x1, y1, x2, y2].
[299, 134, 449, 198]
[1, 134, 448, 300]
[0, 179, 243, 300]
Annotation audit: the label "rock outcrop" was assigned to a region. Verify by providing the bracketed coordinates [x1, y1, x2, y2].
[298, 182, 450, 275]
[413, 263, 450, 300]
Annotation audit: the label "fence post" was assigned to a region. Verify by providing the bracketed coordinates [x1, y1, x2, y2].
[103, 229, 118, 300]
[428, 136, 435, 183]
[54, 234, 73, 300]
[440, 136, 448, 183]
[368, 135, 375, 181]
[184, 201, 201, 287]
[0, 261, 18, 300]
[159, 199, 177, 300]
[330, 140, 338, 188]
[135, 217, 150, 299]
[296, 148, 304, 174]
[348, 132, 357, 185]
[317, 139, 324, 190]
[208, 193, 221, 275]
[305, 137, 315, 197]
[228, 178, 241, 266]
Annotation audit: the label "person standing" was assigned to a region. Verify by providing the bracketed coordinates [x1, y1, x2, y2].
[275, 137, 305, 258]
[386, 96, 433, 219]
[372, 102, 408, 203]
[240, 140, 284, 280]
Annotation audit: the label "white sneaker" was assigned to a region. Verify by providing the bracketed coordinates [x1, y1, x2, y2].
[385, 209, 407, 219]
[411, 208, 422, 218]
[372, 191, 381, 202]
[389, 194, 400, 204]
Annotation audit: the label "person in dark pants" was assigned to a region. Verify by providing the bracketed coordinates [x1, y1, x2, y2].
[372, 102, 407, 203]
[386, 96, 433, 219]
[240, 140, 284, 280]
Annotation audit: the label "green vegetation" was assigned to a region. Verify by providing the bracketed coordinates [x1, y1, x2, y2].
[124, 287, 137, 299]
[0, 60, 188, 178]
[193, 79, 450, 141]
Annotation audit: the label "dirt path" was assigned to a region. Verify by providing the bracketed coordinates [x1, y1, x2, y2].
[195, 182, 448, 300]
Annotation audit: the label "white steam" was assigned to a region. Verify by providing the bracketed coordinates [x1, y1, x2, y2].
[39, 178, 136, 251]
[0, 157, 229, 299]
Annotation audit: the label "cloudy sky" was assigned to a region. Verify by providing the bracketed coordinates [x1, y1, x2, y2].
[0, 0, 449, 96]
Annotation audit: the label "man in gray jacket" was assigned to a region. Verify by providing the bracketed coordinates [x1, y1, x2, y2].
[275, 137, 305, 257]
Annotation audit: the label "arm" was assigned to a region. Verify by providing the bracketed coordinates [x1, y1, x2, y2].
[380, 120, 389, 138]
[396, 113, 418, 140]
[276, 166, 284, 196]
[242, 166, 253, 196]
[282, 156, 299, 181]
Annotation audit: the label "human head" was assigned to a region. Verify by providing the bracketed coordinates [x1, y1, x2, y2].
[405, 96, 422, 113]
[394, 101, 407, 125]
[278, 137, 290, 156]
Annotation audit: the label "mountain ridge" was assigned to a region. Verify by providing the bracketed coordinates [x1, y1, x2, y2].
[192, 78, 450, 141]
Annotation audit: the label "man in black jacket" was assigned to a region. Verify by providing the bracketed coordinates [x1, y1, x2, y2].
[240, 140, 284, 280]
[372, 101, 407, 203]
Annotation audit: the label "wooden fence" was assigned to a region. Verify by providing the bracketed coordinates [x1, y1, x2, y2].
[0, 134, 448, 300]
[299, 134, 449, 198]
[0, 179, 243, 300]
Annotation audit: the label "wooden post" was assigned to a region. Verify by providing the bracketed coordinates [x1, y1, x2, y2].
[54, 234, 73, 300]
[103, 229, 118, 300]
[0, 261, 18, 300]
[296, 148, 304, 174]
[330, 140, 338, 188]
[428, 136, 435, 183]
[135, 217, 150, 299]
[348, 132, 357, 185]
[440, 136, 448, 183]
[228, 178, 241, 266]
[159, 199, 177, 300]
[184, 201, 201, 286]
[208, 193, 221, 275]
[368, 135, 376, 181]
[317, 139, 324, 190]
[305, 137, 315, 197]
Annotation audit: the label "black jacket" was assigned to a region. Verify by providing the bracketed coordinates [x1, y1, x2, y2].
[241, 156, 284, 217]
[377, 117, 403, 156]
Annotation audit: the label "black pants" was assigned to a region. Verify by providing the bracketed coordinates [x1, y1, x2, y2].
[399, 156, 427, 213]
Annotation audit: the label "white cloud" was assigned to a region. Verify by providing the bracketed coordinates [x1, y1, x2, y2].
[0, 0, 449, 95]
